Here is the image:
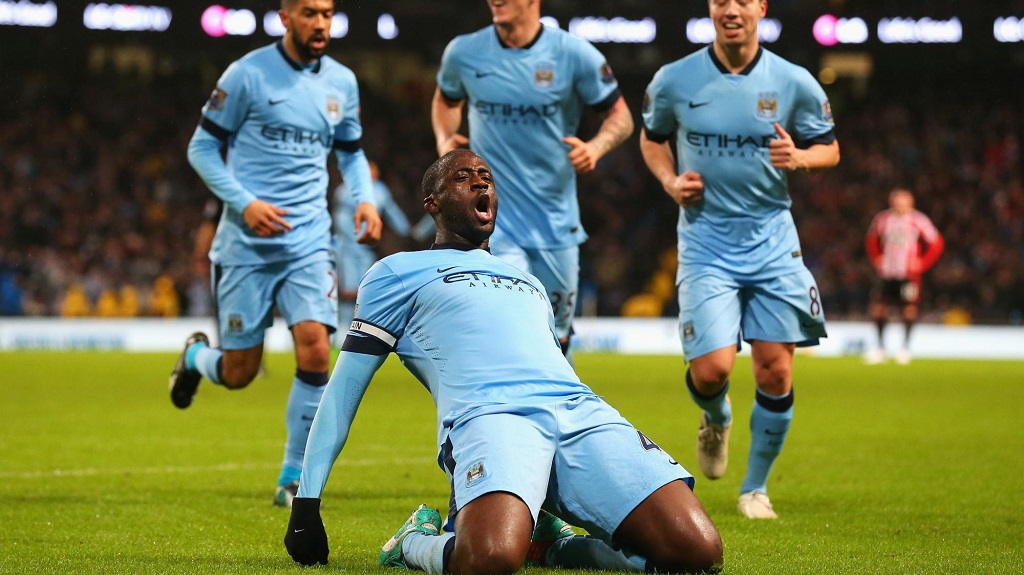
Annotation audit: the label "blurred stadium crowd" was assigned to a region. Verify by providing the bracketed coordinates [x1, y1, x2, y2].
[1, 58, 1022, 324]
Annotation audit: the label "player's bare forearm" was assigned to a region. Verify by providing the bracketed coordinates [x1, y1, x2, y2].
[431, 88, 467, 156]
[588, 97, 634, 157]
[639, 129, 678, 188]
[799, 140, 841, 173]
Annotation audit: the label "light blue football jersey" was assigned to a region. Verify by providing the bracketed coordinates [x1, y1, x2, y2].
[643, 47, 835, 279]
[437, 25, 620, 249]
[195, 42, 369, 266]
[342, 244, 593, 437]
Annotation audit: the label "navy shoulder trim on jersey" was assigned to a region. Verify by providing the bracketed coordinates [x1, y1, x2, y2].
[591, 88, 622, 114]
[275, 40, 322, 74]
[642, 125, 672, 144]
[796, 129, 836, 149]
[440, 88, 464, 104]
[333, 138, 362, 153]
[709, 46, 763, 76]
[200, 117, 232, 141]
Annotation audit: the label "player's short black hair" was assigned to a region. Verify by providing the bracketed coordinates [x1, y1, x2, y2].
[422, 149, 479, 199]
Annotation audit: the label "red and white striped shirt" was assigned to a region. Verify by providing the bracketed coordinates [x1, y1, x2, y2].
[865, 209, 944, 280]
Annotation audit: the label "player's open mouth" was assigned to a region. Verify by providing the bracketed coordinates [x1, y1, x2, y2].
[310, 36, 326, 49]
[475, 195, 494, 224]
[721, 22, 742, 36]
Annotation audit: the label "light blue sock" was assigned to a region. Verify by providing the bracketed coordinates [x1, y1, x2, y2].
[401, 531, 454, 575]
[547, 536, 646, 571]
[686, 370, 731, 426]
[741, 389, 794, 494]
[189, 344, 223, 385]
[282, 375, 327, 482]
[277, 465, 301, 487]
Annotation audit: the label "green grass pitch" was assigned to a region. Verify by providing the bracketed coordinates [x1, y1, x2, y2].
[1, 351, 1023, 574]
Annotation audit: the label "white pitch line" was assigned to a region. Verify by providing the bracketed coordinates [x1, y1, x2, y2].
[0, 457, 433, 480]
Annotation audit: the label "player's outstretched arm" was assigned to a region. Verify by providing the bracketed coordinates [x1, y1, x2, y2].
[431, 87, 468, 156]
[285, 349, 385, 566]
[565, 96, 634, 174]
[297, 349, 384, 498]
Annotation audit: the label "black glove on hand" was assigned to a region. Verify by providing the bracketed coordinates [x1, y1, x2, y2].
[285, 497, 329, 566]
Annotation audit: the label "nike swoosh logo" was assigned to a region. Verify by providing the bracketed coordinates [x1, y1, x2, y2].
[301, 415, 315, 421]
[268, 98, 287, 106]
[437, 266, 457, 273]
[475, 71, 495, 78]
[294, 529, 305, 533]
[688, 101, 710, 108]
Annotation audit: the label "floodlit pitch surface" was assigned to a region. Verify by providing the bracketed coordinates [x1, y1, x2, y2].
[1, 351, 1022, 574]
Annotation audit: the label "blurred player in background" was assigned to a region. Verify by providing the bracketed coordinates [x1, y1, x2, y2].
[192, 199, 222, 298]
[864, 188, 945, 365]
[431, 0, 634, 362]
[332, 160, 433, 345]
[284, 150, 723, 574]
[640, 0, 840, 519]
[169, 0, 382, 507]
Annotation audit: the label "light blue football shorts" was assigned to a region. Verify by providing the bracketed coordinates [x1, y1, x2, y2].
[488, 238, 579, 340]
[439, 395, 693, 542]
[214, 250, 338, 350]
[677, 265, 827, 361]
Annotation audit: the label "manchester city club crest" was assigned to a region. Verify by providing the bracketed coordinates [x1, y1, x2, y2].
[534, 64, 554, 89]
[327, 96, 340, 121]
[208, 87, 228, 111]
[466, 461, 487, 486]
[682, 321, 695, 341]
[757, 92, 778, 119]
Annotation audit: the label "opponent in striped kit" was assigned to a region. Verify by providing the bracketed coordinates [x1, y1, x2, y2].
[864, 188, 945, 364]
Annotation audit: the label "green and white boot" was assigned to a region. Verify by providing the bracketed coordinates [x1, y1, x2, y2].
[525, 510, 575, 567]
[379, 504, 442, 569]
